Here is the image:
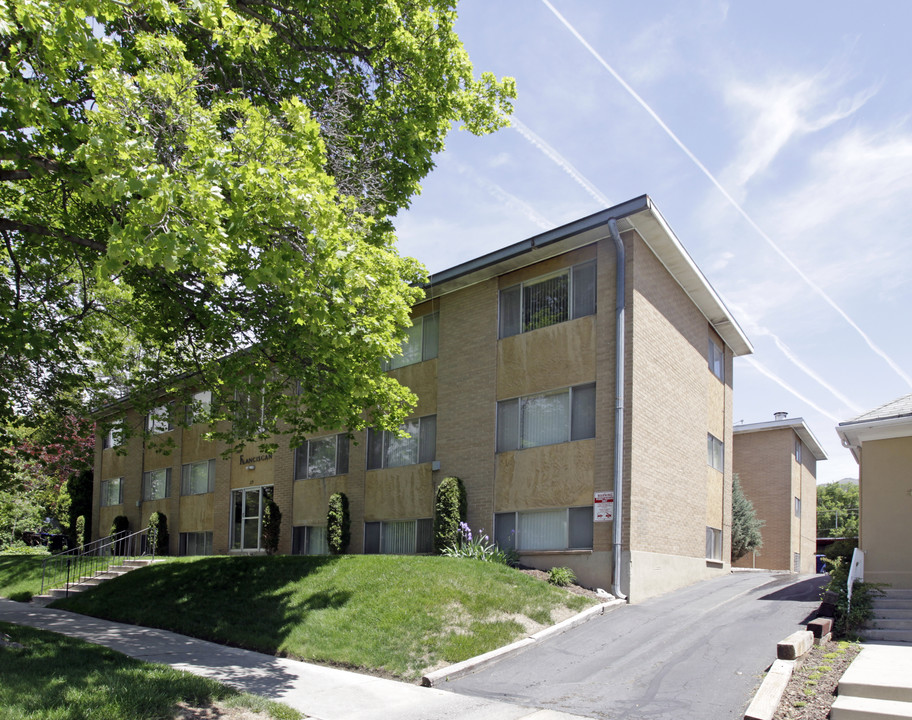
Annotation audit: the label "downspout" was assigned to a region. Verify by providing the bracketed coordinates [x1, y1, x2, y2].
[608, 219, 627, 601]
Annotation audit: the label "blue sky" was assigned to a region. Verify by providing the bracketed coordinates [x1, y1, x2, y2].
[393, 0, 912, 485]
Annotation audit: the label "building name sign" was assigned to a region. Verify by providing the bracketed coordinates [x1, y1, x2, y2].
[239, 453, 273, 465]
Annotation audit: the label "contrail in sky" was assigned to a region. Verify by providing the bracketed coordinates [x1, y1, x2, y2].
[510, 116, 612, 207]
[541, 0, 912, 390]
[744, 358, 841, 424]
[455, 160, 555, 230]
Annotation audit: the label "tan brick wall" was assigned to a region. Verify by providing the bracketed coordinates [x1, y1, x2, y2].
[732, 428, 794, 570]
[624, 228, 733, 599]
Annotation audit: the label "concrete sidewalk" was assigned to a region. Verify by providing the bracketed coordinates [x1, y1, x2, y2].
[0, 598, 588, 720]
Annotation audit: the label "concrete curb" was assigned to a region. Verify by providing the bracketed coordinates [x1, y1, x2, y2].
[421, 599, 625, 687]
[743, 627, 817, 720]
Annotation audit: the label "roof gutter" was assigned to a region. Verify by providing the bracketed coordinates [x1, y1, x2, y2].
[608, 218, 627, 601]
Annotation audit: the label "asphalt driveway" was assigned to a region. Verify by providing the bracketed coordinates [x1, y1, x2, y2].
[444, 571, 827, 719]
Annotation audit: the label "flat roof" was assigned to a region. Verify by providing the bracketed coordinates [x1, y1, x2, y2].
[734, 417, 828, 461]
[425, 194, 753, 356]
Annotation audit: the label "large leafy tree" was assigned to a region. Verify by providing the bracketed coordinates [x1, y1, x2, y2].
[0, 0, 514, 448]
[817, 481, 859, 538]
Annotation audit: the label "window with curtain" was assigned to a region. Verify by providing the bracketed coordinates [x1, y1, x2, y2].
[102, 423, 123, 449]
[706, 526, 722, 560]
[179, 531, 213, 555]
[383, 312, 439, 370]
[497, 384, 595, 452]
[708, 337, 724, 381]
[142, 468, 171, 501]
[181, 459, 215, 495]
[494, 507, 593, 551]
[499, 260, 596, 338]
[146, 405, 172, 434]
[294, 434, 350, 479]
[185, 390, 212, 424]
[366, 416, 436, 470]
[292, 526, 329, 555]
[707, 434, 724, 471]
[100, 477, 123, 507]
[363, 519, 433, 554]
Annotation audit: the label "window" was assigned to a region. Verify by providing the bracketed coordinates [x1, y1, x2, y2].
[100, 477, 123, 507]
[185, 390, 212, 425]
[494, 507, 593, 551]
[497, 384, 595, 452]
[292, 526, 329, 555]
[708, 337, 724, 381]
[181, 459, 215, 495]
[295, 434, 350, 479]
[707, 434, 724, 472]
[363, 519, 433, 555]
[795, 438, 802, 464]
[706, 527, 722, 561]
[499, 260, 596, 338]
[179, 531, 213, 555]
[230, 485, 273, 551]
[793, 552, 801, 572]
[383, 312, 439, 370]
[795, 496, 801, 517]
[146, 405, 173, 434]
[142, 468, 171, 501]
[366, 415, 436, 470]
[101, 424, 122, 450]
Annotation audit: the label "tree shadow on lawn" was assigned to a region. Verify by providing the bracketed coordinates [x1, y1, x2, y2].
[52, 555, 352, 657]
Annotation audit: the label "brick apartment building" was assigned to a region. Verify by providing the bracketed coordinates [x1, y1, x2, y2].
[732, 413, 826, 573]
[93, 195, 753, 602]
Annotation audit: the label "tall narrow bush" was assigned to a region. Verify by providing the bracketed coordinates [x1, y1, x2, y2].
[262, 500, 281, 555]
[75, 515, 85, 550]
[327, 492, 350, 555]
[147, 512, 169, 555]
[433, 476, 466, 554]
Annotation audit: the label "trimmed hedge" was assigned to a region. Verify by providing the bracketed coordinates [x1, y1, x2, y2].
[327, 492, 351, 555]
[147, 512, 169, 556]
[433, 476, 466, 554]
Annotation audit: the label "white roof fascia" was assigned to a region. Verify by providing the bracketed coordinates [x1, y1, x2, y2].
[836, 415, 912, 462]
[734, 418, 827, 461]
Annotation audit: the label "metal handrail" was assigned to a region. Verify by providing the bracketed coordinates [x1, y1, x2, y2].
[40, 528, 153, 596]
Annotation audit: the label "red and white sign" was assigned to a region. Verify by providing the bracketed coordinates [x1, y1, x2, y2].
[594, 491, 614, 522]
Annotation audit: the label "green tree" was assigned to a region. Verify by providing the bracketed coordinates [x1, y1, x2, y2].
[817, 482, 859, 537]
[731, 474, 763, 562]
[0, 0, 515, 448]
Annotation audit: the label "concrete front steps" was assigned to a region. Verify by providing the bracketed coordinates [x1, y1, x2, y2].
[862, 590, 912, 644]
[31, 558, 154, 606]
[831, 644, 912, 720]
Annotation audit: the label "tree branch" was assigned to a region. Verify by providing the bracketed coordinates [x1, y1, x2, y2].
[0, 219, 107, 252]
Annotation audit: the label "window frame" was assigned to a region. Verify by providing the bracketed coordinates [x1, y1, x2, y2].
[366, 415, 436, 470]
[100, 477, 124, 507]
[708, 337, 725, 382]
[707, 433, 724, 472]
[292, 526, 329, 556]
[496, 383, 595, 452]
[795, 496, 801, 517]
[179, 531, 213, 556]
[142, 467, 171, 502]
[498, 259, 596, 338]
[146, 405, 173, 434]
[363, 518, 433, 555]
[494, 506, 593, 552]
[795, 438, 802, 464]
[383, 311, 439, 370]
[181, 459, 215, 496]
[185, 390, 212, 425]
[294, 433, 350, 480]
[706, 526, 723, 561]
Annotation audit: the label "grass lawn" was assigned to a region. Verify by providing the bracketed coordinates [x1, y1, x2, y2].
[0, 555, 49, 602]
[0, 621, 300, 720]
[52, 554, 596, 679]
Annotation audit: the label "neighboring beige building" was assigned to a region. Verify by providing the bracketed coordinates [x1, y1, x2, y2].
[732, 413, 826, 573]
[93, 195, 753, 603]
[837, 394, 912, 589]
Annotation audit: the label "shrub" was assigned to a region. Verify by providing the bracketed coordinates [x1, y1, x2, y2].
[442, 523, 517, 566]
[110, 515, 129, 537]
[0, 543, 49, 556]
[548, 566, 576, 587]
[327, 492, 350, 555]
[824, 538, 858, 563]
[262, 500, 281, 555]
[823, 555, 887, 636]
[433, 476, 466, 554]
[75, 515, 85, 550]
[147, 512, 169, 556]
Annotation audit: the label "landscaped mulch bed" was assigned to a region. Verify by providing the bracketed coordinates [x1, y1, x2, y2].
[772, 639, 861, 720]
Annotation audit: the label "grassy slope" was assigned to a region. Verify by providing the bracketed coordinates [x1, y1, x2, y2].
[0, 556, 48, 602]
[0, 621, 300, 720]
[52, 555, 595, 679]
